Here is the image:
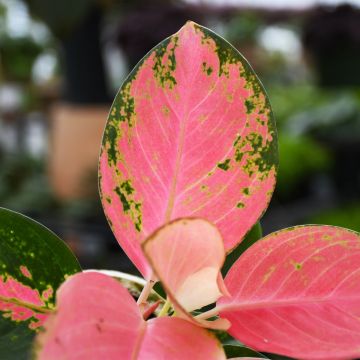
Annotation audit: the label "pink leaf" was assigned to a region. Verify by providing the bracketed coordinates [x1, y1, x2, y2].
[218, 225, 360, 360]
[99, 21, 277, 277]
[143, 218, 230, 329]
[37, 272, 143, 359]
[0, 275, 49, 329]
[37, 272, 226, 359]
[139, 317, 225, 359]
[143, 218, 228, 312]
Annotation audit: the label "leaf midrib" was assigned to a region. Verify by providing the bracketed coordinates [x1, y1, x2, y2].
[0, 295, 53, 314]
[219, 295, 360, 313]
[163, 112, 187, 222]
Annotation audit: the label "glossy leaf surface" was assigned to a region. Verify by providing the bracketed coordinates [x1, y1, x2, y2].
[143, 218, 227, 312]
[218, 225, 360, 359]
[99, 21, 278, 277]
[0, 208, 81, 360]
[37, 272, 226, 359]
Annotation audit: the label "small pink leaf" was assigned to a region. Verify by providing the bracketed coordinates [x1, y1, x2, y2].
[143, 218, 228, 313]
[99, 21, 277, 277]
[218, 225, 360, 360]
[139, 317, 226, 359]
[37, 272, 226, 359]
[37, 272, 143, 359]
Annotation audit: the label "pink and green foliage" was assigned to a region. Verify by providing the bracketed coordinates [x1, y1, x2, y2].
[1, 21, 360, 360]
[142, 218, 230, 330]
[143, 219, 227, 312]
[0, 208, 81, 359]
[38, 272, 226, 360]
[218, 226, 360, 359]
[99, 21, 278, 278]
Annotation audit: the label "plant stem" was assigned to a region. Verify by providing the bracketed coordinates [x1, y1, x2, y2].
[195, 306, 219, 320]
[158, 298, 172, 317]
[137, 277, 155, 306]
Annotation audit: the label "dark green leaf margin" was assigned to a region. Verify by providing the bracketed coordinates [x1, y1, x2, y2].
[224, 344, 269, 359]
[0, 208, 81, 359]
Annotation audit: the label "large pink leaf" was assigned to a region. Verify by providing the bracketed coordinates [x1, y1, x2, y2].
[217, 225, 360, 360]
[37, 272, 226, 359]
[99, 21, 278, 277]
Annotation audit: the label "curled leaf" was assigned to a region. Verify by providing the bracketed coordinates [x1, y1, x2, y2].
[143, 218, 230, 330]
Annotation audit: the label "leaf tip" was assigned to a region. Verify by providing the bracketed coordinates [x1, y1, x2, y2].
[179, 20, 200, 35]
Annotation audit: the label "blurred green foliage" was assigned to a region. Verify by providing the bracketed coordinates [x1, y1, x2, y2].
[285, 92, 360, 141]
[269, 85, 360, 139]
[24, 0, 93, 38]
[309, 203, 360, 233]
[268, 85, 330, 129]
[276, 134, 331, 199]
[225, 12, 261, 45]
[0, 35, 43, 81]
[268, 84, 360, 201]
[0, 152, 55, 213]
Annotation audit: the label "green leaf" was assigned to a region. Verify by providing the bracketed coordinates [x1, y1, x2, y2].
[222, 222, 262, 276]
[262, 354, 294, 360]
[223, 344, 268, 359]
[153, 282, 167, 299]
[213, 329, 240, 346]
[0, 207, 81, 359]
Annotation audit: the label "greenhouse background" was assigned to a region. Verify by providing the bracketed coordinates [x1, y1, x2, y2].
[0, 0, 359, 274]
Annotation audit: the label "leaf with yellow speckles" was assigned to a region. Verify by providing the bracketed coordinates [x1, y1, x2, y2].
[0, 208, 81, 360]
[36, 272, 226, 360]
[217, 225, 360, 359]
[99, 21, 278, 278]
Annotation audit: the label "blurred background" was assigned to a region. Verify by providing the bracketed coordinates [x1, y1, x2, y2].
[0, 0, 360, 274]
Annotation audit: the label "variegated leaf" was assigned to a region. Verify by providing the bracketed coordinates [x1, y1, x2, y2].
[218, 225, 360, 360]
[0, 208, 81, 359]
[37, 272, 226, 359]
[99, 21, 278, 277]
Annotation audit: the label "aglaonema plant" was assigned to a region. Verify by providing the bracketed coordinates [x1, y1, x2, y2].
[0, 208, 81, 359]
[0, 21, 359, 359]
